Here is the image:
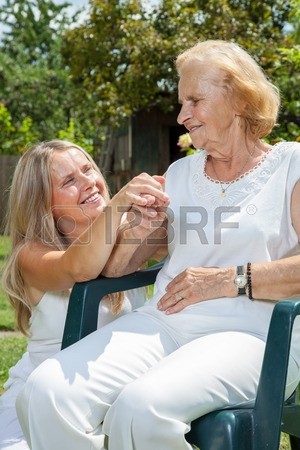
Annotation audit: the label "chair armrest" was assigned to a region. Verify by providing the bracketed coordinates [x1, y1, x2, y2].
[253, 298, 300, 449]
[61, 262, 164, 350]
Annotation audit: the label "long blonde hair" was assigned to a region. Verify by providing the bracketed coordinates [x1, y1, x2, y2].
[1, 140, 116, 335]
[176, 40, 280, 139]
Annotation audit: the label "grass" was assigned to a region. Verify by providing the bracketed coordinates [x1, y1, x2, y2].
[0, 235, 27, 393]
[0, 336, 27, 394]
[0, 237, 294, 447]
[0, 235, 16, 331]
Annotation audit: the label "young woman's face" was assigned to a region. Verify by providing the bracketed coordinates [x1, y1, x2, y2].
[177, 60, 238, 152]
[50, 148, 108, 239]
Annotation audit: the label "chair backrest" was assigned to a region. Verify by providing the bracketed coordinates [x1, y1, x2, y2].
[252, 300, 300, 448]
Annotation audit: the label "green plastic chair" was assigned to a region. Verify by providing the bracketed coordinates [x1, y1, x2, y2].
[62, 262, 300, 450]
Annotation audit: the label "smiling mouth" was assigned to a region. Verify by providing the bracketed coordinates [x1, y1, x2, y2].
[82, 193, 101, 204]
[189, 125, 201, 133]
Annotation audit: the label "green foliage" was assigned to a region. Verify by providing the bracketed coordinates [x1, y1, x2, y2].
[288, 0, 300, 43]
[279, 46, 300, 69]
[0, 0, 86, 146]
[61, 0, 298, 137]
[0, 103, 14, 135]
[0, 103, 38, 154]
[268, 2, 300, 142]
[0, 57, 74, 143]
[58, 119, 94, 154]
[0, 0, 73, 66]
[62, 0, 159, 127]
[0, 0, 300, 152]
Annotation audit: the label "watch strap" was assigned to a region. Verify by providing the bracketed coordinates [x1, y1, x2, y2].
[237, 265, 247, 295]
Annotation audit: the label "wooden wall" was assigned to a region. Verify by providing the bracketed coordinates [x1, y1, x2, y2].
[0, 155, 20, 232]
[111, 107, 186, 192]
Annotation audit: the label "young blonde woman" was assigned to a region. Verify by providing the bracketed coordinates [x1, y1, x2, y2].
[0, 140, 169, 450]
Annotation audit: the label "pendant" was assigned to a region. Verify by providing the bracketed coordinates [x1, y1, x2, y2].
[220, 189, 226, 198]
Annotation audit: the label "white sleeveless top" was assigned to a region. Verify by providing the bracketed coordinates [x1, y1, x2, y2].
[1, 288, 145, 408]
[149, 141, 300, 364]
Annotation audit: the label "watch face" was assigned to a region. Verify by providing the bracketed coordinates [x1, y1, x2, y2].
[235, 275, 247, 288]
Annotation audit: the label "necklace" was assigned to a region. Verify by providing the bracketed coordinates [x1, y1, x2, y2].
[210, 144, 256, 198]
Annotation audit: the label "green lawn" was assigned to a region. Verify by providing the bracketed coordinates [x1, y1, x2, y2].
[0, 336, 27, 394]
[0, 235, 16, 331]
[0, 235, 27, 393]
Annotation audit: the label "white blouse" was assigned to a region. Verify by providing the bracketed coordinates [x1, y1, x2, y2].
[148, 142, 300, 365]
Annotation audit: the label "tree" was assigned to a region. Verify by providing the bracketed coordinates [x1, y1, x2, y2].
[62, 0, 160, 128]
[0, 0, 71, 67]
[62, 0, 295, 136]
[269, 0, 300, 141]
[0, 0, 81, 144]
[0, 0, 299, 154]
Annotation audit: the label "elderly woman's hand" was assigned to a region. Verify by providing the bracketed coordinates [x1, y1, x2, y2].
[115, 174, 169, 243]
[157, 266, 236, 314]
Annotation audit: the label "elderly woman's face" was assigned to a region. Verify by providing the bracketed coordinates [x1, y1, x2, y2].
[177, 60, 238, 151]
[50, 148, 108, 238]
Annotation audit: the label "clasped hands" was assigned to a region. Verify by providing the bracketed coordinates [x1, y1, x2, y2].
[118, 173, 169, 243]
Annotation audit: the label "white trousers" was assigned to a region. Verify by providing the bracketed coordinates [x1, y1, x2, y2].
[16, 308, 299, 450]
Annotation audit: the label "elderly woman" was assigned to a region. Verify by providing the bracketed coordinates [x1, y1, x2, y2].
[16, 40, 300, 450]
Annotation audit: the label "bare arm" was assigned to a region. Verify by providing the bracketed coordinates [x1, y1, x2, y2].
[102, 214, 168, 277]
[19, 173, 169, 304]
[103, 173, 169, 276]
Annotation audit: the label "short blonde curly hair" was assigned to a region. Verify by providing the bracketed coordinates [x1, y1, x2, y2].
[176, 40, 280, 139]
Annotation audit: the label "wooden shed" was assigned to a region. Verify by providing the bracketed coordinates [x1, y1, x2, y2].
[0, 155, 20, 232]
[102, 106, 186, 193]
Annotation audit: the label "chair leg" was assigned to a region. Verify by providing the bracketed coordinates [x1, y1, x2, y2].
[290, 435, 300, 450]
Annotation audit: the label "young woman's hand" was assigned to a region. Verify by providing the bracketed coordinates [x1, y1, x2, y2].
[109, 174, 168, 248]
[110, 173, 169, 212]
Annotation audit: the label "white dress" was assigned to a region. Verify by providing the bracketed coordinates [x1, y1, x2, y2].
[0, 288, 145, 449]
